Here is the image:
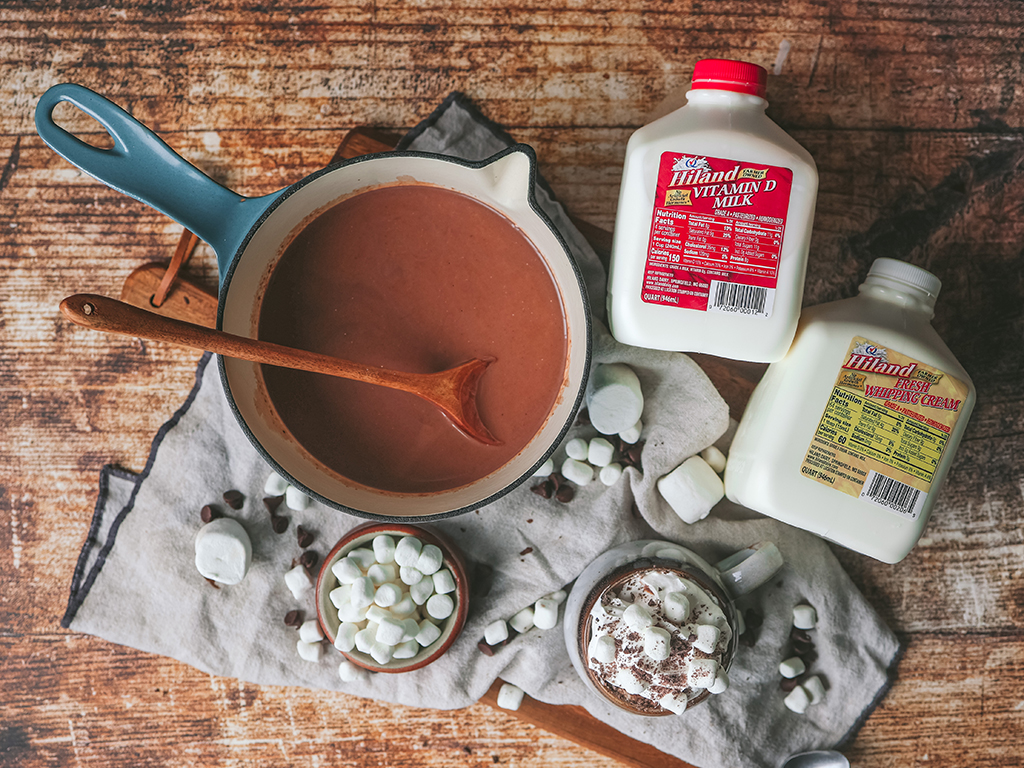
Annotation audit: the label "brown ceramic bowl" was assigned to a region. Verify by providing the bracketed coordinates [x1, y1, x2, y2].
[315, 522, 469, 673]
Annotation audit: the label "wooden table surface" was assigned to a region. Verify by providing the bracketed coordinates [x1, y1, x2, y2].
[3, 2, 1023, 767]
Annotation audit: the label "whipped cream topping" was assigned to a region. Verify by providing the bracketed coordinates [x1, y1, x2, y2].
[585, 567, 732, 714]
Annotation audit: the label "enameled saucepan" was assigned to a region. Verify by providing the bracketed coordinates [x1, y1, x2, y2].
[36, 83, 592, 521]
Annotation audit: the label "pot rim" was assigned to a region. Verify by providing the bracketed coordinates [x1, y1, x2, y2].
[216, 144, 593, 521]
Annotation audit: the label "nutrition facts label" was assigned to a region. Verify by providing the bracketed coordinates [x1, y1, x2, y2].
[817, 386, 948, 484]
[642, 152, 793, 314]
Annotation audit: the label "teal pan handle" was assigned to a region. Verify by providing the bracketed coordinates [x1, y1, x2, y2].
[35, 84, 282, 283]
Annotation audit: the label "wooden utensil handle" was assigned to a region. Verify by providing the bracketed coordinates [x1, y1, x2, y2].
[59, 293, 420, 391]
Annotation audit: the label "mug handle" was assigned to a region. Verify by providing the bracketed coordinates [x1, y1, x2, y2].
[714, 541, 784, 598]
[34, 83, 278, 279]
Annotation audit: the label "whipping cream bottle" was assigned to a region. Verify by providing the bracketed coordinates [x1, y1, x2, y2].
[725, 258, 976, 563]
[607, 59, 818, 362]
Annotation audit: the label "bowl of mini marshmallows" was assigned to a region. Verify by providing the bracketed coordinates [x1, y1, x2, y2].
[316, 523, 469, 674]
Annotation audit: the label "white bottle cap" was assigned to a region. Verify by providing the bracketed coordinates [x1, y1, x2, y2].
[867, 258, 941, 299]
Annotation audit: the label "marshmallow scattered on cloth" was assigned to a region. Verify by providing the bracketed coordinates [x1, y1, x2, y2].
[62, 92, 901, 768]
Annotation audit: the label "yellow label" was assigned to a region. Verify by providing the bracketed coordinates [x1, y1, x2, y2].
[737, 167, 768, 180]
[800, 337, 969, 520]
[664, 188, 692, 206]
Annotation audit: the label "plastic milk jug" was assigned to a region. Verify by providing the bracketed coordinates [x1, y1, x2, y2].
[725, 258, 976, 563]
[607, 59, 818, 362]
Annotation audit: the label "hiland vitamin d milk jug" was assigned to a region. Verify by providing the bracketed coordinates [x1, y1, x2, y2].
[725, 258, 976, 563]
[607, 59, 818, 362]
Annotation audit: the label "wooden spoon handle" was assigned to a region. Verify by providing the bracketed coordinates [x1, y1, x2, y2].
[60, 293, 421, 392]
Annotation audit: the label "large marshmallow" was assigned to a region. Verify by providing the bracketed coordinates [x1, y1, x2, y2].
[663, 591, 691, 623]
[586, 363, 644, 435]
[374, 582, 402, 608]
[375, 616, 406, 646]
[426, 593, 454, 620]
[565, 437, 589, 461]
[599, 462, 623, 486]
[561, 457, 594, 486]
[410, 577, 434, 606]
[264, 471, 288, 496]
[623, 602, 653, 630]
[803, 675, 826, 705]
[496, 683, 525, 711]
[286, 565, 314, 600]
[393, 639, 420, 659]
[371, 534, 396, 564]
[194, 518, 252, 585]
[347, 548, 376, 570]
[415, 544, 444, 575]
[533, 597, 559, 630]
[394, 536, 423, 567]
[334, 622, 358, 653]
[793, 604, 818, 630]
[693, 624, 721, 654]
[285, 485, 310, 511]
[432, 569, 456, 595]
[784, 685, 811, 713]
[708, 668, 730, 695]
[299, 619, 324, 644]
[337, 601, 369, 624]
[687, 658, 719, 689]
[367, 563, 397, 585]
[331, 557, 363, 584]
[588, 437, 615, 467]
[509, 607, 535, 633]
[657, 456, 724, 524]
[533, 457, 555, 477]
[296, 640, 322, 662]
[700, 445, 728, 474]
[350, 576, 376, 608]
[416, 619, 442, 647]
[779, 656, 807, 679]
[484, 620, 510, 646]
[643, 627, 671, 661]
[338, 660, 369, 683]
[588, 634, 616, 664]
[618, 418, 643, 444]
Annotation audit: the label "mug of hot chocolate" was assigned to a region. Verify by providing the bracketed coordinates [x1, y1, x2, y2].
[564, 539, 783, 715]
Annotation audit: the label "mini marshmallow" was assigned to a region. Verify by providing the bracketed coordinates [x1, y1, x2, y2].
[784, 685, 811, 714]
[587, 363, 644, 436]
[615, 668, 648, 695]
[331, 557, 363, 584]
[660, 692, 689, 715]
[285, 485, 310, 511]
[415, 544, 443, 575]
[400, 617, 421, 642]
[544, 589, 567, 605]
[337, 601, 369, 624]
[347, 548, 377, 570]
[416, 619, 442, 647]
[700, 445, 728, 474]
[803, 675, 826, 705]
[194, 518, 252, 585]
[285, 565, 314, 600]
[400, 565, 424, 585]
[561, 457, 594, 486]
[587, 437, 615, 467]
[643, 626, 671, 661]
[687, 658, 719, 689]
[509, 607, 535, 633]
[708, 668, 730, 695]
[432, 569, 456, 595]
[496, 683, 525, 711]
[354, 627, 376, 654]
[599, 463, 623, 486]
[656, 455, 724, 524]
[374, 582, 402, 608]
[589, 634, 617, 664]
[372, 534, 397, 564]
[623, 602, 653, 630]
[618, 418, 643, 444]
[364, 604, 391, 625]
[329, 584, 353, 609]
[351, 576, 376, 608]
[533, 457, 554, 477]
[779, 656, 807, 679]
[484, 619, 510, 646]
[793, 604, 818, 630]
[565, 437, 589, 461]
[533, 597, 559, 630]
[426, 593, 454, 620]
[338, 660, 369, 683]
[264, 471, 288, 496]
[393, 639, 420, 659]
[296, 639, 322, 662]
[663, 591, 691, 623]
[369, 641, 393, 665]
[367, 563, 397, 585]
[394, 536, 423, 567]
[298, 619, 324, 644]
[375, 616, 406, 646]
[410, 578, 434, 605]
[334, 622, 358, 653]
[391, 595, 417, 618]
[693, 624, 721, 654]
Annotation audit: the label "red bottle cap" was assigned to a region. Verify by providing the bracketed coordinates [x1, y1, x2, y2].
[691, 59, 768, 99]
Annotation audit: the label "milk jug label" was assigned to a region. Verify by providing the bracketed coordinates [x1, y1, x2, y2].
[640, 152, 793, 316]
[800, 337, 970, 520]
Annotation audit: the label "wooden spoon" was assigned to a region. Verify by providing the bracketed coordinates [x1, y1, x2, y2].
[60, 293, 501, 446]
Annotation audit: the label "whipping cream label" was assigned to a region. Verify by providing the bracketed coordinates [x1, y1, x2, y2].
[801, 337, 970, 520]
[641, 152, 793, 316]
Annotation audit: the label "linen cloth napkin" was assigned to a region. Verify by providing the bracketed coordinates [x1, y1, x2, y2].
[62, 93, 902, 768]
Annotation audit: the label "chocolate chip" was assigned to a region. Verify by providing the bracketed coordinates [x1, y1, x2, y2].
[296, 525, 315, 548]
[792, 637, 814, 655]
[798, 648, 818, 665]
[530, 481, 552, 499]
[299, 550, 318, 570]
[574, 408, 590, 427]
[272, 515, 289, 534]
[554, 484, 575, 503]
[200, 504, 219, 523]
[622, 441, 645, 469]
[745, 609, 764, 630]
[284, 609, 303, 628]
[790, 627, 812, 644]
[780, 675, 804, 692]
[548, 472, 563, 491]
[519, 547, 534, 556]
[263, 495, 284, 514]
[223, 490, 244, 509]
[477, 640, 495, 656]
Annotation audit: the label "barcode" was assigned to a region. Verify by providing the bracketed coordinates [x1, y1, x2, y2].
[859, 471, 923, 519]
[707, 280, 773, 317]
